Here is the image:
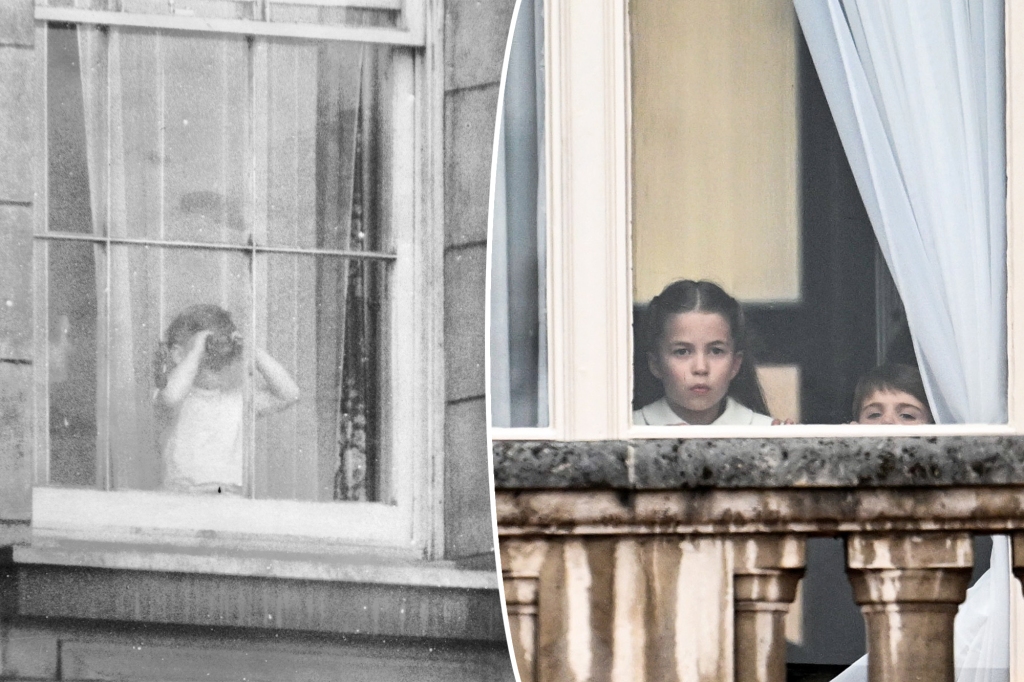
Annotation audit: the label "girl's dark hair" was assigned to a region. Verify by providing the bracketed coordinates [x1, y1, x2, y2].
[642, 279, 770, 416]
[851, 363, 932, 422]
[155, 304, 240, 387]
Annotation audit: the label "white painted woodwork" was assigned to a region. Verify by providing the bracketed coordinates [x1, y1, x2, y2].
[31, 1, 445, 557]
[519, 0, 1024, 442]
[13, 540, 497, 587]
[35, 1, 426, 46]
[544, 0, 632, 440]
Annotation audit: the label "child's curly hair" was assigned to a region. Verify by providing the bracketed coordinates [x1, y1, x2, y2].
[154, 304, 241, 388]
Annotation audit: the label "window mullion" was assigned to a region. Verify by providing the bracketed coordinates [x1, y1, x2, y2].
[543, 0, 632, 440]
[249, 38, 269, 499]
[34, 23, 51, 487]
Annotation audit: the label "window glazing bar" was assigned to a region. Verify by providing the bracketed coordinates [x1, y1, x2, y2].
[33, 232, 397, 261]
[34, 7, 425, 46]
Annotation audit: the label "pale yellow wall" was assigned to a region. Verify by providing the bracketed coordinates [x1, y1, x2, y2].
[631, 0, 801, 304]
[757, 364, 801, 423]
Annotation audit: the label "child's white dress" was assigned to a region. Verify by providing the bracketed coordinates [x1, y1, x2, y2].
[633, 396, 774, 426]
[158, 387, 244, 495]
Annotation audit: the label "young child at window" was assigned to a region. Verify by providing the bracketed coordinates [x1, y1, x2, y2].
[155, 304, 300, 495]
[851, 363, 933, 425]
[633, 279, 774, 426]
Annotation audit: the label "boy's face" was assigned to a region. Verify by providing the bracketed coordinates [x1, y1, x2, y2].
[857, 389, 932, 425]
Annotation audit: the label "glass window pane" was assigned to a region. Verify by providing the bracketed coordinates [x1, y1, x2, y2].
[490, 0, 548, 429]
[106, 245, 252, 493]
[630, 0, 892, 427]
[48, 240, 99, 487]
[45, 23, 400, 499]
[256, 254, 388, 502]
[262, 40, 394, 253]
[47, 25, 94, 236]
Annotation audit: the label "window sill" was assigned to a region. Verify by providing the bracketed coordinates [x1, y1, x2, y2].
[5, 541, 504, 641]
[12, 540, 497, 589]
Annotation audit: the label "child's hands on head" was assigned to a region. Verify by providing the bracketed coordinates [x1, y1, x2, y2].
[185, 330, 215, 359]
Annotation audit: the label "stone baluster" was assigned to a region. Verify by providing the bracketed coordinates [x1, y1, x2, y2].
[733, 535, 806, 682]
[1012, 533, 1024, 595]
[500, 539, 549, 682]
[846, 533, 973, 682]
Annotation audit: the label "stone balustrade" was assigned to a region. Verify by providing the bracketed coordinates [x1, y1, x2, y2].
[494, 437, 1024, 682]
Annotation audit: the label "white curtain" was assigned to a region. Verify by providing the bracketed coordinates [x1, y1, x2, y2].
[79, 27, 163, 490]
[490, 0, 548, 428]
[793, 1, 1008, 680]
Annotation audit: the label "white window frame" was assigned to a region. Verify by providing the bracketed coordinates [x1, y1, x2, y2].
[34, 0, 427, 47]
[491, 0, 1024, 443]
[491, 2, 1024, 680]
[29, 0, 446, 560]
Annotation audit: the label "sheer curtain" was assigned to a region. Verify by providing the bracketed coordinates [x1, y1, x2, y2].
[793, 1, 1008, 680]
[76, 28, 371, 499]
[79, 27, 164, 490]
[490, 0, 548, 428]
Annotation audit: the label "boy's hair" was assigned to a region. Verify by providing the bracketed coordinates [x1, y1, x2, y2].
[851, 363, 931, 421]
[642, 279, 769, 416]
[155, 304, 241, 387]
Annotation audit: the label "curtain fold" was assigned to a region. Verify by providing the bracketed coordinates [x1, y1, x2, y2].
[80, 26, 162, 490]
[794, 1, 1008, 680]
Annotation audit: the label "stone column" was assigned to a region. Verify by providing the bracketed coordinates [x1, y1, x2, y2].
[1012, 533, 1024, 595]
[733, 535, 805, 682]
[500, 539, 548, 682]
[846, 533, 973, 682]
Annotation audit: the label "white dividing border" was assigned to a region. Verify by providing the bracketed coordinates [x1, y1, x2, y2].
[485, 1, 530, 679]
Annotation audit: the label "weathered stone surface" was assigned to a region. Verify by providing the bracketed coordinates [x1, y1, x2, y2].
[444, 0, 516, 92]
[494, 437, 1024, 489]
[495, 487, 1024, 536]
[0, 363, 32, 520]
[0, 47, 34, 203]
[443, 244, 487, 402]
[444, 84, 499, 249]
[444, 397, 493, 559]
[0, 204, 33, 360]
[0, 0, 33, 47]
[493, 440, 630, 488]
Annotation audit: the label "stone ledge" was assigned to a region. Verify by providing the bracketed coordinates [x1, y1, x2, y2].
[493, 436, 1024, 489]
[494, 487, 1024, 535]
[6, 562, 506, 642]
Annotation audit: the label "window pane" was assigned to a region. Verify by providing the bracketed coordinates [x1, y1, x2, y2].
[490, 0, 548, 428]
[629, 0, 1006, 427]
[45, 23, 403, 498]
[261, 40, 394, 253]
[49, 27, 399, 252]
[256, 254, 388, 502]
[48, 240, 99, 487]
[630, 0, 885, 426]
[107, 245, 252, 493]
